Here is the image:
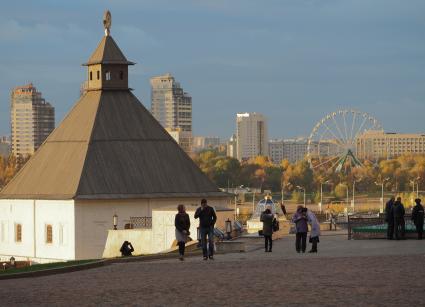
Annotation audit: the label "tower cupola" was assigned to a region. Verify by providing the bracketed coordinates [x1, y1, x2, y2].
[83, 10, 134, 91]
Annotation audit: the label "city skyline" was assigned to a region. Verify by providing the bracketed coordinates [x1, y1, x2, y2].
[0, 1, 424, 139]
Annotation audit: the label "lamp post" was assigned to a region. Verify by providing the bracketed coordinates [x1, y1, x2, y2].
[225, 218, 232, 240]
[296, 186, 306, 207]
[375, 177, 390, 213]
[113, 213, 118, 230]
[352, 178, 362, 212]
[320, 180, 331, 213]
[415, 177, 421, 198]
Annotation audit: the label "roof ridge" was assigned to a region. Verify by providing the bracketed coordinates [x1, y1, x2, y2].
[74, 91, 104, 199]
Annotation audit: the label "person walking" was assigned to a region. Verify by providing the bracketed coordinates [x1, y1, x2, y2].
[411, 198, 424, 240]
[307, 209, 321, 253]
[385, 197, 395, 240]
[292, 206, 308, 253]
[260, 208, 274, 252]
[175, 204, 191, 261]
[194, 199, 217, 260]
[393, 197, 405, 240]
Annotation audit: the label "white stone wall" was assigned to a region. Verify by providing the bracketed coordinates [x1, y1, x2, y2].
[0, 199, 75, 263]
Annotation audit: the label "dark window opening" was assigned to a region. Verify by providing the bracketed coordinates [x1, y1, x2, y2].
[97, 71, 100, 80]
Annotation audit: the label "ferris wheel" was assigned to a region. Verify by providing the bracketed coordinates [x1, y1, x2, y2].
[307, 109, 383, 172]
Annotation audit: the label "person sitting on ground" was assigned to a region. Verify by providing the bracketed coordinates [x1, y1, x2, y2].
[385, 197, 395, 240]
[307, 209, 321, 253]
[411, 198, 424, 240]
[260, 207, 274, 253]
[120, 241, 134, 257]
[392, 197, 405, 240]
[292, 206, 308, 253]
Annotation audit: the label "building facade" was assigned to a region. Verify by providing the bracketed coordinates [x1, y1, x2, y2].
[356, 130, 425, 159]
[150, 74, 192, 153]
[193, 136, 221, 152]
[236, 113, 268, 161]
[166, 128, 193, 154]
[10, 84, 55, 157]
[0, 136, 10, 157]
[226, 134, 237, 158]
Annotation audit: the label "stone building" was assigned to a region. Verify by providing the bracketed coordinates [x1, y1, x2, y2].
[0, 12, 229, 263]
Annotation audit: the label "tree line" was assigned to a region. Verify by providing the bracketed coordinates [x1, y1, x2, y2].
[0, 155, 31, 189]
[192, 149, 425, 202]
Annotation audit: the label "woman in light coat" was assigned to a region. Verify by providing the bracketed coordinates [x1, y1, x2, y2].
[307, 209, 320, 253]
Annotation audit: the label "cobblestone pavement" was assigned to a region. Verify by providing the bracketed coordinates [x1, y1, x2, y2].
[1, 234, 425, 306]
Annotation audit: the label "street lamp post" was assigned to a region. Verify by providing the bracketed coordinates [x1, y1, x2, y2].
[296, 186, 306, 207]
[375, 177, 390, 213]
[352, 178, 362, 212]
[320, 180, 331, 213]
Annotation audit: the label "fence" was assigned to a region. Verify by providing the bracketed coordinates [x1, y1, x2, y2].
[129, 217, 152, 229]
[347, 214, 416, 240]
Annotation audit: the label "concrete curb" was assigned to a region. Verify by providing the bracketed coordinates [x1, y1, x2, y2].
[0, 260, 106, 280]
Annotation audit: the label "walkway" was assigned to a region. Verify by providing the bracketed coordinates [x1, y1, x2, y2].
[1, 233, 424, 306]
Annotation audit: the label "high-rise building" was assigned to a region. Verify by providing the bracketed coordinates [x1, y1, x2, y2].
[356, 130, 425, 159]
[236, 113, 268, 161]
[10, 83, 55, 157]
[150, 73, 192, 153]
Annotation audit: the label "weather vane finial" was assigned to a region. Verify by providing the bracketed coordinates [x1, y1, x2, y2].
[103, 10, 112, 36]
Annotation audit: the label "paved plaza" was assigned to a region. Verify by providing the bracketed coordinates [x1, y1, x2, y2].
[1, 233, 425, 306]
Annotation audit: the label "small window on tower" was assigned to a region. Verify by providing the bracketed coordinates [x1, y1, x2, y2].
[106, 71, 111, 81]
[120, 71, 124, 80]
[97, 71, 100, 80]
[90, 71, 93, 81]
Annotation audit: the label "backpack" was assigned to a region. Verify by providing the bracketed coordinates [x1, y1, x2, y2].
[272, 218, 279, 232]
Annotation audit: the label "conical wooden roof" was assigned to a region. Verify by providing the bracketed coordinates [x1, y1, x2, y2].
[84, 35, 134, 65]
[0, 35, 225, 200]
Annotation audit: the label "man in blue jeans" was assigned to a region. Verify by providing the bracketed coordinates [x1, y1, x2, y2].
[194, 199, 217, 260]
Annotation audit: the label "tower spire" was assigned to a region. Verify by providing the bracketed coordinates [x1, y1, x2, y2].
[103, 10, 111, 36]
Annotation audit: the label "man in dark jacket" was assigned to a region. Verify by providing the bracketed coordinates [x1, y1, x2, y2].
[194, 199, 217, 260]
[385, 197, 395, 240]
[411, 198, 424, 240]
[393, 197, 405, 240]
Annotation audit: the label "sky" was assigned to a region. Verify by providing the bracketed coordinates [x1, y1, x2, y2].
[0, 0, 424, 140]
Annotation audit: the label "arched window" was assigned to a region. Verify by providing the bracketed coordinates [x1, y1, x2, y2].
[105, 71, 111, 81]
[46, 224, 53, 244]
[97, 71, 100, 80]
[90, 71, 93, 81]
[120, 71, 124, 80]
[15, 224, 22, 242]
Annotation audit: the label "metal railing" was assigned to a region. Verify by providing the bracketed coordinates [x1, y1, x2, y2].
[129, 216, 152, 229]
[347, 214, 416, 240]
